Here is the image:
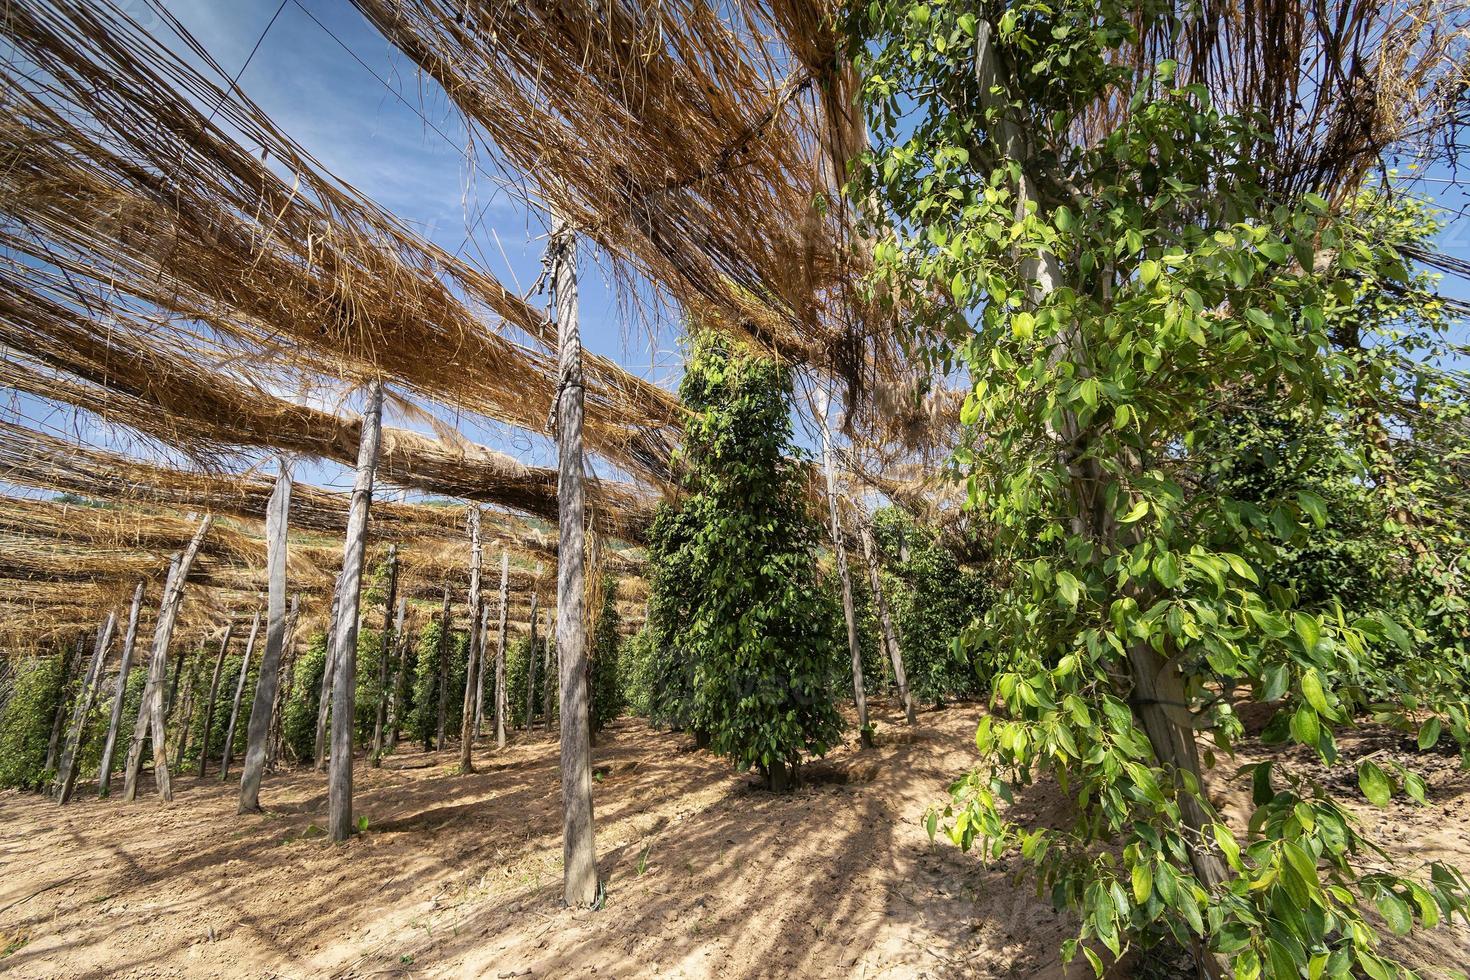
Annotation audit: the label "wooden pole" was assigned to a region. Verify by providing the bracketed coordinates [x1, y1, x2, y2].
[172, 640, 204, 764]
[524, 591, 539, 729]
[541, 608, 554, 730]
[551, 218, 597, 906]
[56, 611, 117, 803]
[123, 513, 213, 802]
[459, 509, 483, 772]
[163, 638, 187, 719]
[371, 544, 398, 768]
[46, 635, 85, 775]
[314, 578, 343, 771]
[817, 407, 872, 748]
[473, 601, 490, 736]
[435, 584, 450, 750]
[493, 549, 509, 750]
[97, 579, 144, 796]
[220, 608, 261, 779]
[859, 522, 915, 724]
[239, 460, 293, 811]
[196, 621, 233, 777]
[268, 595, 300, 771]
[328, 378, 384, 843]
[384, 596, 408, 753]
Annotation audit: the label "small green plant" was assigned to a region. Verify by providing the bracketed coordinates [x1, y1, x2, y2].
[399, 953, 414, 965]
[635, 843, 652, 876]
[355, 815, 370, 833]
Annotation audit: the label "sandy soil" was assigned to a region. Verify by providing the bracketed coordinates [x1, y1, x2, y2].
[1, 700, 1466, 979]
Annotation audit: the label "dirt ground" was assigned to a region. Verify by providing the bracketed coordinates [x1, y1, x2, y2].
[1, 700, 1467, 979]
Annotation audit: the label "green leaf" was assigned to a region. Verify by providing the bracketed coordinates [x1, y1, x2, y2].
[1358, 761, 1393, 807]
[1223, 553, 1259, 585]
[1056, 570, 1082, 609]
[1131, 861, 1152, 903]
[1291, 704, 1320, 747]
[1120, 499, 1149, 523]
[1152, 552, 1182, 589]
[1418, 717, 1442, 750]
[1376, 890, 1413, 936]
[1139, 259, 1160, 285]
[1300, 667, 1330, 715]
[1297, 490, 1327, 528]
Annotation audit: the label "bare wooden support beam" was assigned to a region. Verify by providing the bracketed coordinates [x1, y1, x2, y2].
[371, 543, 398, 768]
[314, 579, 343, 771]
[56, 611, 117, 803]
[123, 513, 213, 802]
[240, 460, 292, 811]
[384, 596, 408, 753]
[460, 509, 483, 773]
[473, 600, 491, 737]
[435, 584, 450, 751]
[328, 378, 384, 843]
[859, 522, 915, 724]
[220, 609, 261, 779]
[551, 219, 597, 907]
[818, 408, 871, 748]
[196, 622, 233, 778]
[524, 590, 539, 730]
[172, 640, 204, 765]
[97, 579, 144, 797]
[267, 596, 300, 771]
[494, 549, 509, 750]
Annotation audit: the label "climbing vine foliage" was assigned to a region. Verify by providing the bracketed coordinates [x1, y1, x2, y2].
[849, 1, 1470, 976]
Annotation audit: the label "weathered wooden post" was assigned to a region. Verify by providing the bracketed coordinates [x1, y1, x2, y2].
[459, 509, 483, 772]
[45, 635, 85, 775]
[817, 405, 872, 748]
[370, 544, 398, 768]
[220, 608, 261, 778]
[239, 459, 293, 811]
[314, 578, 343, 771]
[435, 584, 450, 751]
[56, 611, 117, 803]
[123, 513, 213, 802]
[859, 522, 915, 724]
[267, 595, 300, 771]
[197, 621, 233, 777]
[493, 549, 509, 749]
[473, 600, 491, 736]
[550, 217, 597, 906]
[97, 579, 145, 796]
[542, 608, 555, 730]
[524, 590, 539, 729]
[172, 641, 204, 765]
[328, 378, 384, 842]
[384, 596, 408, 753]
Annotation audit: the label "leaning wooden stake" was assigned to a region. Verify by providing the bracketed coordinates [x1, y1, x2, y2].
[173, 641, 204, 764]
[817, 407, 872, 748]
[459, 509, 483, 772]
[46, 635, 85, 775]
[524, 590, 540, 729]
[370, 544, 399, 768]
[239, 460, 293, 811]
[473, 600, 491, 736]
[196, 621, 233, 777]
[328, 378, 385, 843]
[122, 513, 213, 802]
[97, 579, 145, 796]
[267, 596, 300, 770]
[550, 218, 597, 906]
[859, 522, 915, 724]
[56, 610, 117, 803]
[220, 608, 261, 779]
[494, 549, 509, 749]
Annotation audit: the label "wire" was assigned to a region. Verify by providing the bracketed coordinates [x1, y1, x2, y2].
[205, 0, 288, 126]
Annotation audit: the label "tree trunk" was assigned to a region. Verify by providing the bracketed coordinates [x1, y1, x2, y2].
[314, 578, 343, 771]
[196, 621, 234, 778]
[220, 609, 261, 779]
[239, 460, 293, 811]
[371, 544, 399, 768]
[494, 549, 509, 750]
[46, 635, 85, 777]
[435, 584, 450, 751]
[56, 611, 117, 803]
[460, 510, 483, 772]
[267, 595, 300, 772]
[123, 513, 213, 802]
[817, 410, 872, 748]
[328, 378, 384, 843]
[859, 522, 915, 724]
[551, 218, 597, 907]
[384, 596, 408, 753]
[524, 591, 540, 729]
[97, 579, 145, 797]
